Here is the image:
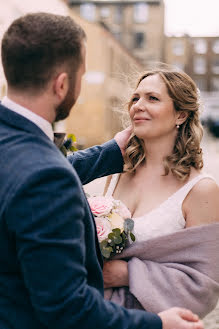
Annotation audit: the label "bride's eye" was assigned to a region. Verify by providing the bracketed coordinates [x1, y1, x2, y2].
[131, 97, 139, 103]
[149, 95, 159, 101]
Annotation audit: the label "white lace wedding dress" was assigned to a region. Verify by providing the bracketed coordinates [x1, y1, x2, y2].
[105, 173, 213, 242]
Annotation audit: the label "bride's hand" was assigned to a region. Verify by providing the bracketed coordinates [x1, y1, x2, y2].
[103, 260, 129, 288]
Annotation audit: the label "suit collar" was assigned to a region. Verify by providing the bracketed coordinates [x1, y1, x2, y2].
[0, 102, 51, 142]
[1, 97, 53, 141]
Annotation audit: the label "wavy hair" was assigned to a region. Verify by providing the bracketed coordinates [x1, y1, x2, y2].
[124, 68, 203, 181]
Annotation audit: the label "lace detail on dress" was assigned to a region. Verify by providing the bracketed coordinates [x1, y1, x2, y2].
[105, 173, 214, 242]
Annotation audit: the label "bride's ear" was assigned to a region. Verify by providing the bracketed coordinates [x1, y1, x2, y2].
[176, 111, 188, 126]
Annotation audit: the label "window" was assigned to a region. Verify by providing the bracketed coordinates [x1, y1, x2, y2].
[172, 40, 184, 56]
[212, 39, 219, 54]
[211, 77, 219, 91]
[194, 39, 207, 54]
[193, 57, 206, 74]
[80, 3, 96, 22]
[134, 32, 145, 49]
[133, 3, 148, 23]
[114, 6, 123, 24]
[212, 59, 219, 74]
[100, 7, 110, 18]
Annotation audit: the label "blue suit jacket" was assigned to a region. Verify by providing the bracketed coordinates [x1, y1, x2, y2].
[0, 103, 162, 329]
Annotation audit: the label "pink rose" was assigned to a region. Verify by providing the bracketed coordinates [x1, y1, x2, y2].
[95, 217, 112, 242]
[115, 200, 131, 219]
[88, 196, 113, 217]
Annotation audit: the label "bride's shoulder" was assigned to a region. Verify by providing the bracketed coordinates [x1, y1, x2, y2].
[190, 176, 219, 197]
[184, 172, 219, 226]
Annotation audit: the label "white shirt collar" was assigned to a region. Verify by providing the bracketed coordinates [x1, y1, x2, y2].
[1, 96, 54, 141]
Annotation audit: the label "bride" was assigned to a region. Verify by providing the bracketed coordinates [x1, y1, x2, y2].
[102, 68, 219, 317]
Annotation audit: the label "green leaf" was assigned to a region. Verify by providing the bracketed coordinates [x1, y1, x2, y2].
[130, 232, 136, 242]
[112, 228, 121, 236]
[108, 239, 115, 247]
[100, 240, 108, 248]
[121, 231, 128, 240]
[108, 233, 115, 240]
[124, 218, 134, 233]
[101, 246, 113, 259]
[113, 236, 122, 244]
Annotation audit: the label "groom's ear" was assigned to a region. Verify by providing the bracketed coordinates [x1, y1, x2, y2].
[53, 72, 69, 102]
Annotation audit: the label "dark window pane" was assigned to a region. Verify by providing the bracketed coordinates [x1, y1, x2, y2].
[134, 32, 145, 48]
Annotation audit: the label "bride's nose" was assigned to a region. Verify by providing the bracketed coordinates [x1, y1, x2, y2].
[133, 99, 146, 112]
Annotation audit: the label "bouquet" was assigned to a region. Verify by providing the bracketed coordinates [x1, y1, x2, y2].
[88, 196, 135, 259]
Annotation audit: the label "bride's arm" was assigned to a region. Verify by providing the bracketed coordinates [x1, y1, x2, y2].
[183, 178, 219, 227]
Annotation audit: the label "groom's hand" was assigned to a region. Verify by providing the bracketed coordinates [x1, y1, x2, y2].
[158, 307, 204, 329]
[114, 126, 132, 157]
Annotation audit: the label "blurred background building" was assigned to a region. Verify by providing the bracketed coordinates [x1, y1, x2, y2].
[64, 10, 143, 147]
[0, 0, 219, 146]
[64, 0, 165, 147]
[67, 0, 165, 65]
[165, 35, 219, 133]
[165, 35, 219, 92]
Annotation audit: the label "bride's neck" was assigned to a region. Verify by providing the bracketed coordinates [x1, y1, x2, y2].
[142, 136, 175, 169]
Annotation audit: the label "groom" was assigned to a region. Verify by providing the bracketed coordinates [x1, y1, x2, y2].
[0, 13, 203, 329]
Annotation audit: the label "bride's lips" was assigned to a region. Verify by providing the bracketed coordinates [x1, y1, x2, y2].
[133, 117, 150, 123]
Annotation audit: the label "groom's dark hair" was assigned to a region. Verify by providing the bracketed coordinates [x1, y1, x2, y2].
[1, 12, 86, 92]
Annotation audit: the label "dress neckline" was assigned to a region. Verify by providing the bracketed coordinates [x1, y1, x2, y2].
[110, 173, 208, 219]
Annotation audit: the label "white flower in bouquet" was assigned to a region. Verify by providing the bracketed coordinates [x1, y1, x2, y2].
[109, 213, 125, 232]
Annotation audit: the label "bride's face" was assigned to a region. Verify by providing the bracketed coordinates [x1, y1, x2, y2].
[129, 74, 178, 141]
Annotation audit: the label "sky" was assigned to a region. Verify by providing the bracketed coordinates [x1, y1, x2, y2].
[164, 0, 219, 36]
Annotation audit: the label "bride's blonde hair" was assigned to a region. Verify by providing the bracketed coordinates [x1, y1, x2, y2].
[124, 68, 203, 181]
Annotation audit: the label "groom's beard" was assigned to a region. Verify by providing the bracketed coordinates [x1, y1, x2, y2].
[55, 81, 76, 122]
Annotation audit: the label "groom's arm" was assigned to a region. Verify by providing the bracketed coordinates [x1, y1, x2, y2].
[67, 127, 132, 185]
[67, 139, 123, 185]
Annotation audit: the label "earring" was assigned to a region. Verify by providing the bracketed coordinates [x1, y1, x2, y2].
[176, 124, 180, 129]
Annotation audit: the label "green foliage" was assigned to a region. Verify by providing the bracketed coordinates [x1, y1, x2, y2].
[130, 232, 136, 242]
[99, 225, 135, 259]
[59, 134, 78, 156]
[124, 218, 134, 233]
[100, 240, 113, 259]
[67, 134, 78, 152]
